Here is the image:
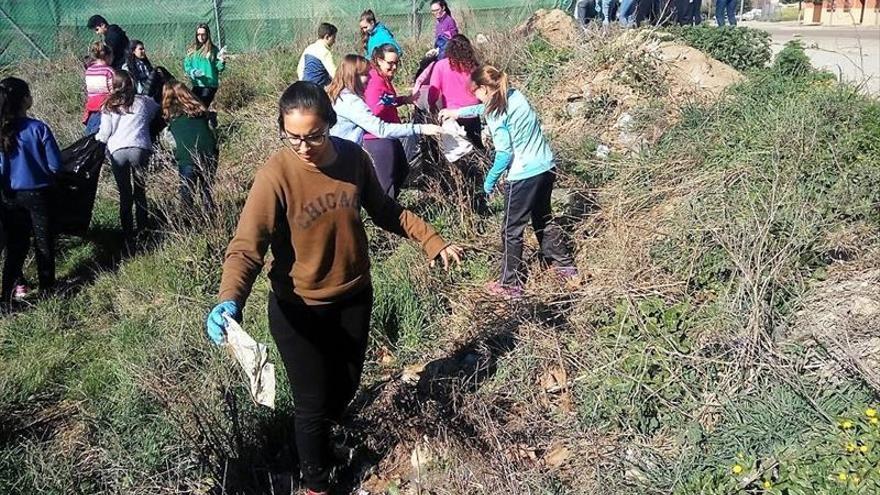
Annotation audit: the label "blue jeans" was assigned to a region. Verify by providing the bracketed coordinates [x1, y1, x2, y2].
[618, 0, 638, 26]
[84, 111, 101, 136]
[715, 0, 737, 25]
[178, 157, 217, 213]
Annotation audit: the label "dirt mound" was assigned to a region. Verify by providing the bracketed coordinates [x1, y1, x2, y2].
[651, 41, 744, 97]
[540, 32, 743, 153]
[515, 9, 580, 49]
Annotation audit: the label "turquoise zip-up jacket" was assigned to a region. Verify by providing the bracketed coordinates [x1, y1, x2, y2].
[365, 23, 402, 58]
[458, 89, 555, 193]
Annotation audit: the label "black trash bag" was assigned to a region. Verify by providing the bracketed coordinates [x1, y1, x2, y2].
[53, 135, 106, 237]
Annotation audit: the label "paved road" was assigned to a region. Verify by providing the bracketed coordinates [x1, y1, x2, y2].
[744, 21, 880, 95]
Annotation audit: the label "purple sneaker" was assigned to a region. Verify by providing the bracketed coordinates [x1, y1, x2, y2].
[485, 281, 524, 299]
[553, 266, 579, 280]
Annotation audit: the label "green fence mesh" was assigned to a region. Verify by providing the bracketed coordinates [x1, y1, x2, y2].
[0, 0, 568, 65]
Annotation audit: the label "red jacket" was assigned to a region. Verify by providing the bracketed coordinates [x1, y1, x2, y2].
[363, 67, 401, 140]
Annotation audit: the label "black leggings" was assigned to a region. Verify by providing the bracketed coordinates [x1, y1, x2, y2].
[268, 287, 373, 492]
[0, 188, 55, 301]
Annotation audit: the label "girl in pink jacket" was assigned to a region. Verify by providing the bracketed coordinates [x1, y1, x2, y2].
[362, 43, 418, 198]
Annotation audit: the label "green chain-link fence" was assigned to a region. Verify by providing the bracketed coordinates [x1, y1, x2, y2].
[0, 0, 567, 65]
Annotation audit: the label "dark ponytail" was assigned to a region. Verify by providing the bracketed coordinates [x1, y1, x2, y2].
[277, 81, 337, 134]
[432, 0, 451, 16]
[0, 77, 30, 155]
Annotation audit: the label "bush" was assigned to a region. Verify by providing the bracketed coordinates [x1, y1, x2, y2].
[772, 40, 813, 78]
[667, 25, 772, 72]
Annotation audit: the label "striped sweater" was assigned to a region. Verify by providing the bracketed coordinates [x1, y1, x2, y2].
[83, 62, 114, 122]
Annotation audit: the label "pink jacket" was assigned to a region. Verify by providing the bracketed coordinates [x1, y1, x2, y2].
[428, 58, 480, 111]
[363, 67, 401, 140]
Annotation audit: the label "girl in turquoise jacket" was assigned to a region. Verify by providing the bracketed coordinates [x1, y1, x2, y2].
[359, 10, 402, 58]
[184, 23, 226, 108]
[440, 65, 578, 298]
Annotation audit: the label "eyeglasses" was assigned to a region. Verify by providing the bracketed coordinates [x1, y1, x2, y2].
[280, 130, 328, 149]
[380, 59, 399, 67]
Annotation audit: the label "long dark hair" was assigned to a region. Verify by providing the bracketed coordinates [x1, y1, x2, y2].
[360, 10, 377, 56]
[0, 77, 30, 155]
[103, 70, 136, 114]
[446, 34, 478, 74]
[277, 81, 337, 134]
[187, 23, 216, 59]
[432, 0, 452, 16]
[370, 43, 399, 70]
[125, 40, 153, 74]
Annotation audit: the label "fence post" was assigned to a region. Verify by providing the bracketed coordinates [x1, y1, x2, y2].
[212, 0, 224, 47]
[411, 0, 421, 40]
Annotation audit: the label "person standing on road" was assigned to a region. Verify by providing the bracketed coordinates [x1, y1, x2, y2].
[574, 0, 599, 26]
[205, 81, 462, 495]
[715, 0, 737, 26]
[0, 77, 61, 303]
[297, 23, 338, 87]
[87, 15, 129, 70]
[184, 23, 226, 109]
[440, 65, 577, 298]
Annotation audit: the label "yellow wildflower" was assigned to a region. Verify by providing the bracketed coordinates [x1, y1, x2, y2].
[866, 408, 877, 418]
[860, 444, 869, 453]
[852, 474, 861, 484]
[846, 442, 857, 452]
[732, 464, 744, 475]
[838, 471, 848, 481]
[840, 419, 854, 429]
[870, 417, 879, 425]
[763, 479, 772, 489]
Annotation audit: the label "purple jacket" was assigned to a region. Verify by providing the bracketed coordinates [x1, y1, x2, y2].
[434, 14, 458, 58]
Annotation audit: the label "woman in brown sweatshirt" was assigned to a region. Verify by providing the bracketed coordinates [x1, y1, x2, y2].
[205, 81, 462, 495]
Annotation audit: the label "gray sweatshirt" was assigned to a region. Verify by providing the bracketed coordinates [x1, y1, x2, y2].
[96, 95, 160, 154]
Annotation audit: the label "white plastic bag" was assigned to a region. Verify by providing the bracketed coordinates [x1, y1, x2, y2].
[224, 315, 276, 409]
[439, 119, 473, 163]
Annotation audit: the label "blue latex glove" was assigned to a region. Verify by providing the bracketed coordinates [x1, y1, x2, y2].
[379, 93, 396, 106]
[205, 300, 241, 345]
